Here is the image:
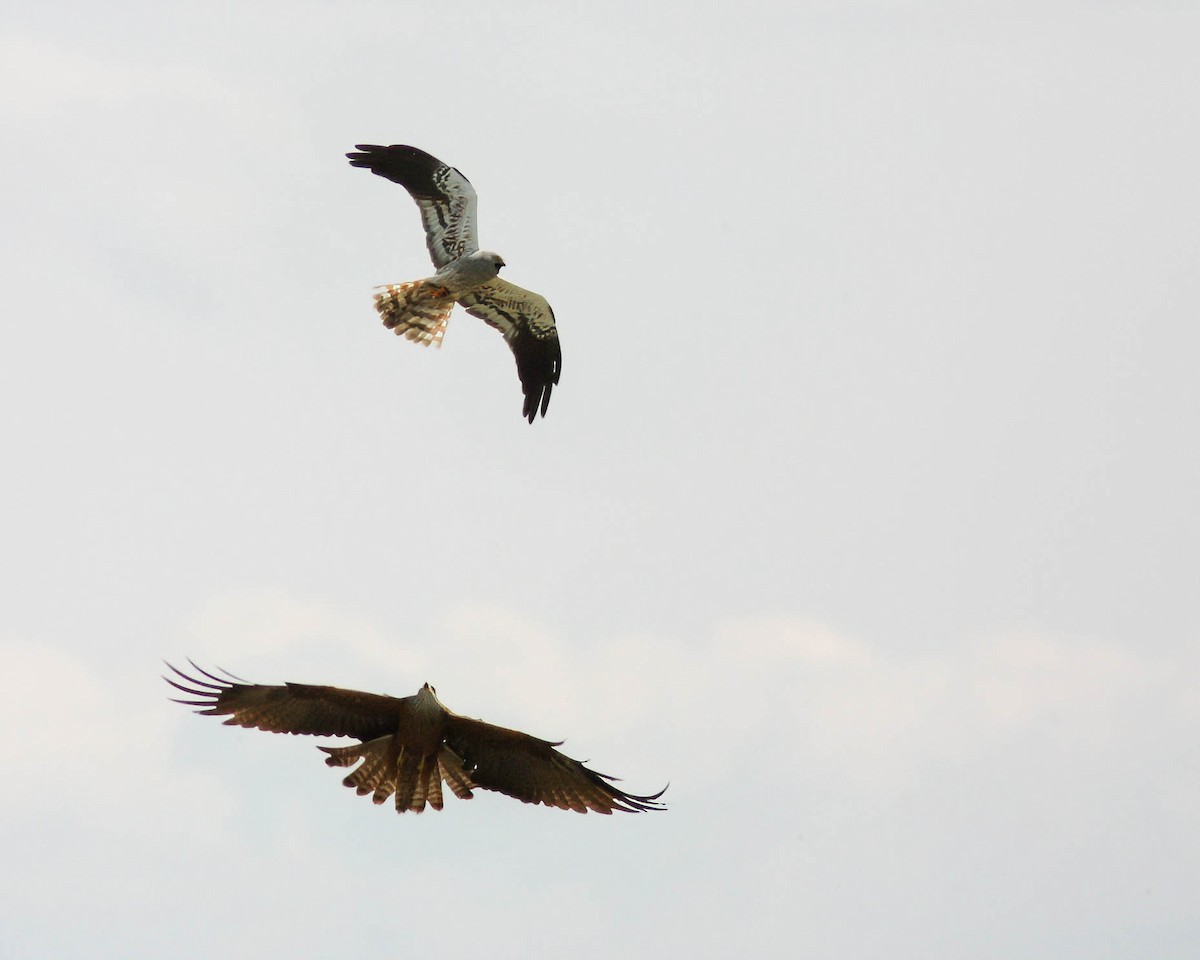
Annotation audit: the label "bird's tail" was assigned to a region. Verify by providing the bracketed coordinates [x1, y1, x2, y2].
[319, 738, 474, 813]
[438, 746, 476, 803]
[372, 281, 455, 347]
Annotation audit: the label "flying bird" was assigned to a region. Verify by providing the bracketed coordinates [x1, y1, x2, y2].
[165, 663, 665, 815]
[347, 144, 562, 423]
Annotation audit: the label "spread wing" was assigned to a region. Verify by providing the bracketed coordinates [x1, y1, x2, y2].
[164, 662, 400, 740]
[457, 279, 563, 423]
[443, 713, 666, 814]
[347, 144, 479, 268]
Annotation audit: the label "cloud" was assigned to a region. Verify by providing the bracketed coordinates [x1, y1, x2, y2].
[3, 596, 1195, 959]
[0, 638, 235, 825]
[412, 608, 1194, 813]
[170, 590, 1196, 804]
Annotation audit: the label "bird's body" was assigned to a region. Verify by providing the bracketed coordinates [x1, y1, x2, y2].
[432, 249, 507, 295]
[166, 664, 665, 815]
[348, 144, 562, 423]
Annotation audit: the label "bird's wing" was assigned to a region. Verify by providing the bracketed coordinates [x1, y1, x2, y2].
[457, 278, 562, 423]
[347, 144, 479, 268]
[164, 662, 400, 740]
[442, 713, 666, 814]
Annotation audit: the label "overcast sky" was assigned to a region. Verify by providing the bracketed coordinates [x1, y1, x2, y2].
[2, 2, 1198, 957]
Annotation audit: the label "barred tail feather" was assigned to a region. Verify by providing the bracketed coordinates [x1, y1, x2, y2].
[438, 746, 475, 801]
[373, 281, 454, 347]
[413, 753, 444, 812]
[318, 739, 473, 813]
[319, 737, 399, 804]
[392, 752, 421, 812]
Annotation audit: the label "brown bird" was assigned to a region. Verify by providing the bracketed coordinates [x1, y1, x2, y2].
[165, 663, 665, 815]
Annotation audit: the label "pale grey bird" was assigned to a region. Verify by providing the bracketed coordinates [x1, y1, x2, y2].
[348, 144, 562, 423]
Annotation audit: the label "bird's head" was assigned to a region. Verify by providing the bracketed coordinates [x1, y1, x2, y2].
[416, 682, 440, 705]
[412, 682, 445, 721]
[475, 250, 505, 274]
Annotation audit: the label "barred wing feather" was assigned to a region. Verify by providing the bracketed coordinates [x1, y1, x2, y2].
[458, 279, 562, 423]
[164, 662, 400, 741]
[443, 714, 666, 814]
[347, 144, 479, 268]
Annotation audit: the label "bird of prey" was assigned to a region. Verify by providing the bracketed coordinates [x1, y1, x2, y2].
[165, 663, 665, 815]
[347, 144, 562, 423]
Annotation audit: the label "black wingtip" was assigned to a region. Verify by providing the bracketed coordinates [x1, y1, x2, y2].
[162, 660, 247, 706]
[346, 144, 382, 167]
[516, 334, 562, 423]
[345, 144, 452, 199]
[605, 776, 669, 812]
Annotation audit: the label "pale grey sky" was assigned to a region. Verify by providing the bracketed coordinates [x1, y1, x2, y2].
[2, 2, 1198, 958]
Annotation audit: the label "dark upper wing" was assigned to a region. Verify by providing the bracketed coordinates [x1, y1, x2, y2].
[347, 144, 479, 269]
[457, 278, 562, 423]
[164, 662, 401, 740]
[442, 713, 666, 814]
